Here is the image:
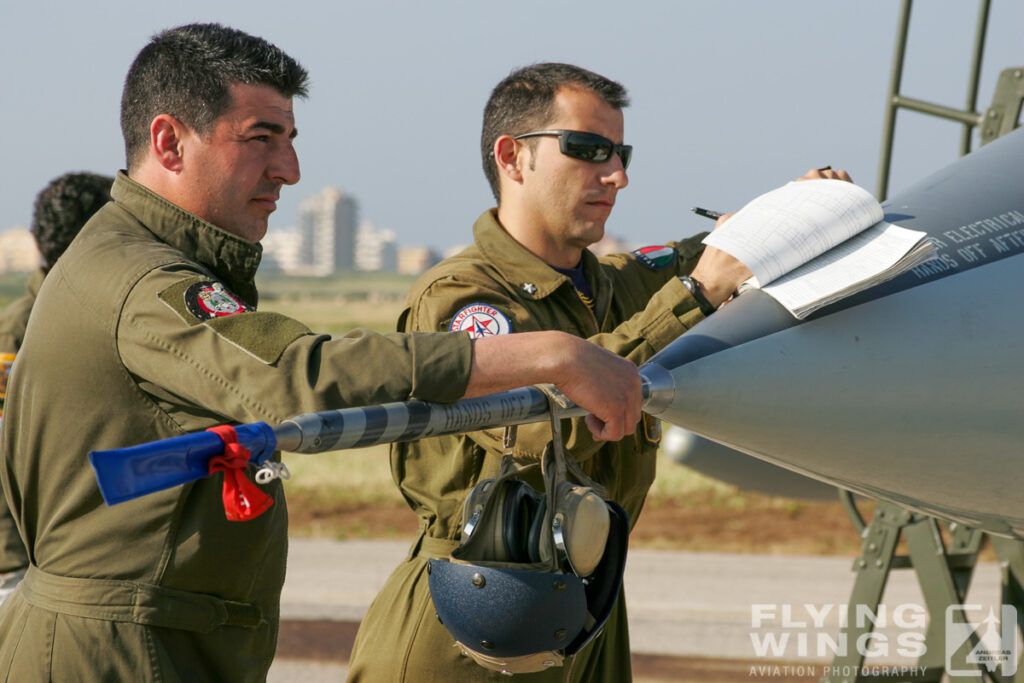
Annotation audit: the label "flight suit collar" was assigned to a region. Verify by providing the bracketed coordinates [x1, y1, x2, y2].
[111, 172, 263, 302]
[473, 209, 612, 311]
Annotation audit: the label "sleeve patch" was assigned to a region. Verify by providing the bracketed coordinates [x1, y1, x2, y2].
[159, 277, 252, 325]
[642, 413, 662, 444]
[206, 312, 311, 365]
[185, 280, 251, 319]
[448, 303, 512, 339]
[631, 245, 678, 270]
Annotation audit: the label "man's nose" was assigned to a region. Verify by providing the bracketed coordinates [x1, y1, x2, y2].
[271, 142, 301, 185]
[601, 159, 628, 189]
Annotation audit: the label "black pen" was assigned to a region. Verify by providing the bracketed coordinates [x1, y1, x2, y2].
[691, 206, 724, 220]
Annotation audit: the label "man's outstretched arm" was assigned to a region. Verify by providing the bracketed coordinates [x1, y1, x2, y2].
[467, 332, 642, 442]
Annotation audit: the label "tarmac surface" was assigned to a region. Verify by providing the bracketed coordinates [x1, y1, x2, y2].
[269, 538, 1008, 682]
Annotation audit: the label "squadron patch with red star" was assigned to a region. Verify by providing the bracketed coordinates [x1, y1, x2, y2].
[185, 281, 252, 320]
[449, 303, 512, 339]
[632, 245, 677, 270]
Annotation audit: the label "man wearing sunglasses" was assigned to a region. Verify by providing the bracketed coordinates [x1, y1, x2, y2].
[348, 63, 760, 682]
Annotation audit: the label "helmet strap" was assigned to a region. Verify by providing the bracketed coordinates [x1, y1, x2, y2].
[496, 425, 518, 477]
[536, 384, 606, 498]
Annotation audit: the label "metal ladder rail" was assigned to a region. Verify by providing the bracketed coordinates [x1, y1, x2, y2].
[876, 0, 992, 201]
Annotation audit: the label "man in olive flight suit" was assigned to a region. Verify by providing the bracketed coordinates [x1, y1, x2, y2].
[0, 172, 112, 602]
[0, 30, 643, 682]
[348, 64, 849, 682]
[346, 63, 757, 682]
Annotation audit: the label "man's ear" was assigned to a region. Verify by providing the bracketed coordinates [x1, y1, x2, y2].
[494, 135, 523, 184]
[150, 114, 187, 173]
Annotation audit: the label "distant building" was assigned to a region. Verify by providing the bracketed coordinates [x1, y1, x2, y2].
[296, 187, 358, 275]
[259, 227, 302, 274]
[0, 228, 40, 273]
[355, 221, 398, 272]
[398, 246, 441, 276]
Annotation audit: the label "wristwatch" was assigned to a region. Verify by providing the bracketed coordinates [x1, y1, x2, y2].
[679, 276, 716, 316]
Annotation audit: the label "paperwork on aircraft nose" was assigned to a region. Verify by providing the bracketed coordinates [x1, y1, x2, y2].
[703, 179, 937, 318]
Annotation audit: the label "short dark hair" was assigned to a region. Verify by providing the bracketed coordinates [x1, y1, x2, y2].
[121, 23, 310, 169]
[31, 172, 113, 270]
[481, 62, 629, 201]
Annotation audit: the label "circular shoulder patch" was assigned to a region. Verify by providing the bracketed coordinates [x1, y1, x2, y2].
[631, 245, 678, 271]
[449, 303, 512, 339]
[185, 281, 252, 320]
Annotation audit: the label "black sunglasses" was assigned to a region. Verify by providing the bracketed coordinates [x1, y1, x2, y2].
[513, 129, 632, 170]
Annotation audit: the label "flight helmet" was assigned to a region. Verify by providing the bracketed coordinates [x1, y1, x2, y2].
[428, 416, 629, 675]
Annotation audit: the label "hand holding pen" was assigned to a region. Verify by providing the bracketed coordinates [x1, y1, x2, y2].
[691, 207, 724, 221]
[691, 166, 845, 225]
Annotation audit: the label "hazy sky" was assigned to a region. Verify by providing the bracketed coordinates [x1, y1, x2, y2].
[2, 1, 1021, 251]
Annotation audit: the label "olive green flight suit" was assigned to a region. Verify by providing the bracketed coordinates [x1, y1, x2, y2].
[0, 269, 40, 577]
[347, 210, 709, 682]
[0, 172, 473, 682]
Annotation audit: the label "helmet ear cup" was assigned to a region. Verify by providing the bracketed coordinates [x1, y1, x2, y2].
[552, 482, 611, 577]
[500, 481, 545, 563]
[525, 496, 548, 564]
[565, 500, 630, 656]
